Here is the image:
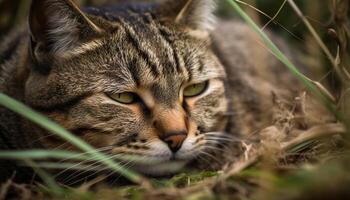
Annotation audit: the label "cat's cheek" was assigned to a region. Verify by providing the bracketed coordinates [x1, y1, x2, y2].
[175, 136, 201, 160]
[78, 130, 116, 148]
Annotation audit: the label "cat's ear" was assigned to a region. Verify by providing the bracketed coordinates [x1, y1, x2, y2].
[29, 0, 103, 60]
[156, 0, 217, 32]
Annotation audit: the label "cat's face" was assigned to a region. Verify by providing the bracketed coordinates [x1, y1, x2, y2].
[25, 0, 228, 175]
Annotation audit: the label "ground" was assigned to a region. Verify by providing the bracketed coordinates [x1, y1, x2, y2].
[0, 0, 349, 200]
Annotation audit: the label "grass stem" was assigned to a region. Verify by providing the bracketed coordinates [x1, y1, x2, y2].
[0, 93, 145, 185]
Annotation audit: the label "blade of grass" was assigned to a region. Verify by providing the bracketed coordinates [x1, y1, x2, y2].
[0, 149, 145, 163]
[287, 0, 350, 83]
[235, 0, 303, 41]
[287, 140, 317, 154]
[0, 93, 147, 186]
[32, 162, 104, 172]
[226, 0, 349, 133]
[0, 150, 91, 160]
[0, 149, 185, 166]
[23, 159, 64, 196]
[227, 0, 329, 102]
[282, 123, 346, 151]
[261, 0, 287, 30]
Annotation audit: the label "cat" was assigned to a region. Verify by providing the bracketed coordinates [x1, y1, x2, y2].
[0, 0, 297, 183]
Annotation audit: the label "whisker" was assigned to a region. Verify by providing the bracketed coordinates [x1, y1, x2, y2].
[204, 132, 239, 139]
[191, 141, 207, 151]
[110, 154, 148, 185]
[55, 147, 114, 178]
[201, 151, 223, 165]
[197, 150, 223, 167]
[62, 153, 124, 185]
[66, 164, 106, 186]
[58, 149, 130, 181]
[58, 146, 114, 163]
[192, 140, 231, 155]
[196, 154, 216, 170]
[204, 137, 240, 143]
[29, 133, 58, 146]
[61, 150, 153, 185]
[52, 141, 71, 151]
[202, 145, 226, 153]
[60, 159, 106, 184]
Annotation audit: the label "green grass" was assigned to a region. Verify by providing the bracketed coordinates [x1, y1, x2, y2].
[0, 0, 349, 199]
[226, 0, 343, 120]
[0, 93, 144, 185]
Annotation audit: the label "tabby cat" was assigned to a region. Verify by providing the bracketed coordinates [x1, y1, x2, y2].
[0, 0, 296, 182]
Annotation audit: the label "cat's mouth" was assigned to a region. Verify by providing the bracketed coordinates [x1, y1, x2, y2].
[126, 152, 198, 176]
[110, 132, 232, 176]
[129, 159, 188, 176]
[119, 136, 204, 176]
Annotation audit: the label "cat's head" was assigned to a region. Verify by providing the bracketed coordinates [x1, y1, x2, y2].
[25, 0, 228, 175]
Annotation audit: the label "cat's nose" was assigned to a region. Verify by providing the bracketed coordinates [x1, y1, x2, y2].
[161, 132, 187, 153]
[153, 107, 188, 152]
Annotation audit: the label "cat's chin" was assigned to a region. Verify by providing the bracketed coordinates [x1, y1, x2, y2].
[127, 138, 202, 176]
[130, 160, 188, 177]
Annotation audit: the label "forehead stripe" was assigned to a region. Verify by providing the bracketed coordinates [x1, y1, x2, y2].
[142, 13, 183, 75]
[157, 26, 184, 74]
[128, 58, 141, 86]
[119, 18, 160, 78]
[59, 39, 104, 59]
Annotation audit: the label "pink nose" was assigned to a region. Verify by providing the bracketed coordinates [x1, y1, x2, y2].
[161, 133, 186, 153]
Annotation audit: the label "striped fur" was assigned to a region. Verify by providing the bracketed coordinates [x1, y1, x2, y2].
[0, 0, 298, 181]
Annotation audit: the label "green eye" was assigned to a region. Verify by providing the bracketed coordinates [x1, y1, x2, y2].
[108, 92, 137, 104]
[183, 81, 208, 98]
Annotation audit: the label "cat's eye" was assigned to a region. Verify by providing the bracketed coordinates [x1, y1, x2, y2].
[108, 92, 137, 104]
[183, 81, 208, 98]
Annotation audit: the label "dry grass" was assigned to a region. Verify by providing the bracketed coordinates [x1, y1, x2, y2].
[0, 0, 349, 199]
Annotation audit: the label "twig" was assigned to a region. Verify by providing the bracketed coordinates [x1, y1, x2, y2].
[23, 159, 64, 196]
[287, 0, 349, 83]
[235, 0, 303, 41]
[282, 123, 346, 151]
[227, 0, 338, 114]
[262, 0, 288, 30]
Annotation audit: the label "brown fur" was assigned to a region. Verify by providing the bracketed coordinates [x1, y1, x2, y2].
[0, 0, 298, 182]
